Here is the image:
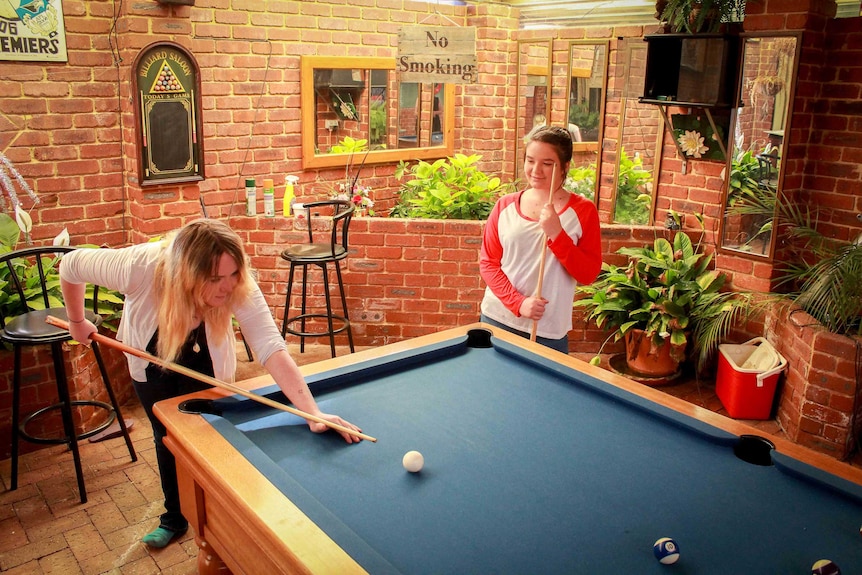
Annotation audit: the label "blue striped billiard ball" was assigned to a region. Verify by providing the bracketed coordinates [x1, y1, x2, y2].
[653, 537, 680, 565]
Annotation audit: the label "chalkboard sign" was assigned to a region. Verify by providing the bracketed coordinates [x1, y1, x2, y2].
[133, 42, 204, 185]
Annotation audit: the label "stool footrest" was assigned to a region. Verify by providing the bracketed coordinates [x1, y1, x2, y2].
[19, 400, 117, 445]
[284, 314, 351, 338]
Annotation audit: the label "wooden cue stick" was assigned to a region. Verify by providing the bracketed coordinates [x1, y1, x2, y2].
[45, 315, 377, 443]
[530, 162, 557, 342]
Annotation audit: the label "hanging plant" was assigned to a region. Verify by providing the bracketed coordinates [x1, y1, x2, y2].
[748, 76, 785, 120]
[655, 0, 750, 34]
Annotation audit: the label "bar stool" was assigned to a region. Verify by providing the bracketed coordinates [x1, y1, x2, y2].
[0, 246, 137, 504]
[280, 199, 355, 357]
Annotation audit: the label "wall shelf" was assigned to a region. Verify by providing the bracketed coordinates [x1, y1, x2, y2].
[656, 105, 728, 174]
[639, 33, 740, 109]
[639, 33, 740, 172]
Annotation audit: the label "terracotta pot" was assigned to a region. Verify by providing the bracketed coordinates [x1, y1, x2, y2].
[624, 329, 683, 377]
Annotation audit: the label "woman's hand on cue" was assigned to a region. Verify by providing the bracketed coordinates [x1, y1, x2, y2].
[538, 203, 563, 241]
[308, 413, 364, 443]
[67, 318, 97, 347]
[520, 296, 548, 321]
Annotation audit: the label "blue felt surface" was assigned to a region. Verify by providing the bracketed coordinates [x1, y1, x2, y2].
[207, 336, 862, 574]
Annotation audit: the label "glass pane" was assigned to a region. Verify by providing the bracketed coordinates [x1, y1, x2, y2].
[432, 82, 444, 146]
[721, 35, 799, 257]
[397, 82, 420, 149]
[515, 40, 551, 183]
[567, 44, 605, 143]
[396, 83, 445, 149]
[566, 42, 608, 202]
[313, 68, 366, 153]
[370, 69, 387, 149]
[613, 44, 659, 225]
[301, 56, 455, 169]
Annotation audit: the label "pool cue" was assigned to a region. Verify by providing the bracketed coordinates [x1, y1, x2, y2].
[530, 163, 557, 342]
[45, 315, 376, 443]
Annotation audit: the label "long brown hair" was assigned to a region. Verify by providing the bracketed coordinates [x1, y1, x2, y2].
[153, 219, 253, 362]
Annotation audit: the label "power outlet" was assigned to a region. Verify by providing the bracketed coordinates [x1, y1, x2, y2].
[325, 119, 339, 131]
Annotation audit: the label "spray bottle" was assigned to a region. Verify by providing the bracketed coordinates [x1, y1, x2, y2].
[245, 179, 257, 216]
[263, 178, 275, 217]
[284, 175, 299, 216]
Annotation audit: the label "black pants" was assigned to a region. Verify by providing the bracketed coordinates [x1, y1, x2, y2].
[133, 376, 209, 532]
[480, 314, 570, 353]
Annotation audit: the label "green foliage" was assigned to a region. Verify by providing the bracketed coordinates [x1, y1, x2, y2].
[614, 147, 652, 225]
[728, 149, 775, 212]
[329, 136, 368, 159]
[568, 101, 600, 135]
[327, 136, 372, 206]
[790, 244, 862, 336]
[658, 0, 748, 34]
[369, 101, 387, 146]
[565, 164, 596, 201]
[727, 149, 762, 205]
[0, 213, 123, 333]
[391, 154, 515, 220]
[725, 148, 777, 250]
[772, 201, 862, 336]
[575, 230, 754, 372]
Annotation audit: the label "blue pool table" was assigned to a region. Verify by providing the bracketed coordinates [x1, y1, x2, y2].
[155, 324, 862, 574]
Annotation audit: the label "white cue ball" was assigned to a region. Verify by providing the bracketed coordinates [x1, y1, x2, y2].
[402, 450, 424, 473]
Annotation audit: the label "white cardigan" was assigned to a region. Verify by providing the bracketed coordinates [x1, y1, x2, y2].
[60, 242, 287, 383]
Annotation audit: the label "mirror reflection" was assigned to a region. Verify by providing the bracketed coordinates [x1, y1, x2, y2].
[301, 56, 454, 170]
[565, 41, 608, 201]
[312, 67, 388, 151]
[515, 40, 551, 182]
[397, 83, 445, 149]
[721, 34, 799, 256]
[613, 41, 661, 225]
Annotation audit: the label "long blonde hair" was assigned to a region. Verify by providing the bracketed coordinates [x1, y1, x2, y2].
[153, 219, 253, 363]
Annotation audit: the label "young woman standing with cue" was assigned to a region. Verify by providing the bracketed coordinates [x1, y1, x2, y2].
[479, 125, 602, 353]
[59, 219, 364, 548]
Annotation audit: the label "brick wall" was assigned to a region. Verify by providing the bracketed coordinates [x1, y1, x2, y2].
[766, 303, 861, 459]
[2, 0, 861, 459]
[253, 214, 663, 349]
[2, 1, 857, 297]
[0, 331, 133, 460]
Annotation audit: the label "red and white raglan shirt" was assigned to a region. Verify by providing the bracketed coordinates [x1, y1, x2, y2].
[480, 191, 602, 339]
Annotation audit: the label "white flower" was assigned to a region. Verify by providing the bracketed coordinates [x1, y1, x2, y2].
[14, 204, 32, 234]
[53, 227, 70, 247]
[678, 130, 709, 158]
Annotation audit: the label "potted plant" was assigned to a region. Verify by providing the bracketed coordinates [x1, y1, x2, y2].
[390, 154, 514, 220]
[575, 222, 754, 378]
[654, 0, 748, 34]
[0, 213, 125, 333]
[325, 136, 376, 216]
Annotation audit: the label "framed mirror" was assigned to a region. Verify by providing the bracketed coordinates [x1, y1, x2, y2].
[514, 39, 552, 182]
[301, 56, 455, 170]
[720, 33, 800, 257]
[612, 40, 662, 225]
[565, 40, 608, 201]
